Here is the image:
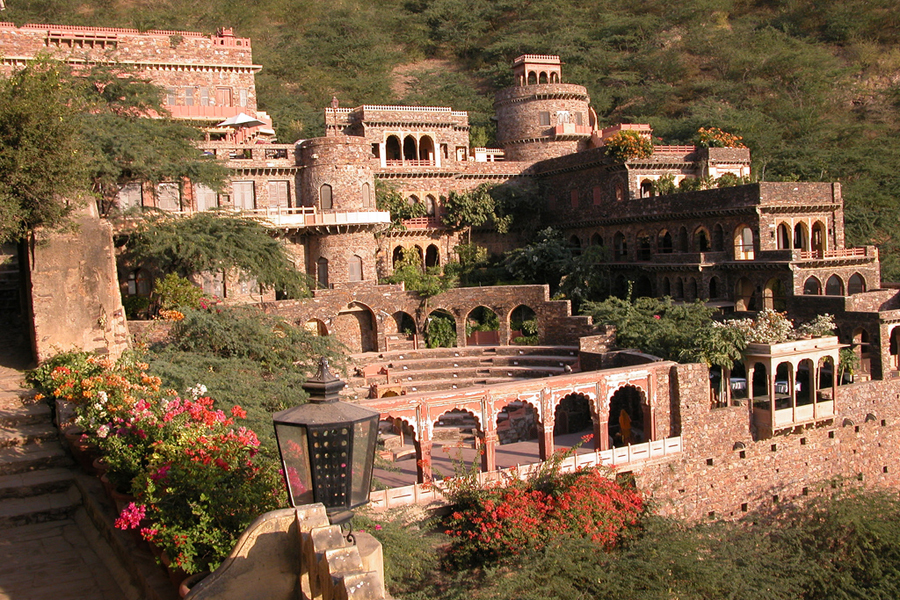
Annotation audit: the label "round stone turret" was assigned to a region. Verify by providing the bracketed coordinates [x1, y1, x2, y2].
[495, 55, 593, 163]
[297, 136, 375, 212]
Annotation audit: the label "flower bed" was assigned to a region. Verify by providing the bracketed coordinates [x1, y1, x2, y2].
[28, 350, 283, 575]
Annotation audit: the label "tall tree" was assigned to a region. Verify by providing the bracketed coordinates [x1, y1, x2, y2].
[125, 212, 310, 298]
[0, 57, 91, 243]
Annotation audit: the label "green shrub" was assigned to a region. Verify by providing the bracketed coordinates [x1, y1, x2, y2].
[425, 314, 457, 348]
[153, 273, 204, 311]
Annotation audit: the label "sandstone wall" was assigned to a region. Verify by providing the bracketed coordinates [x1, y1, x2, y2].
[27, 207, 129, 362]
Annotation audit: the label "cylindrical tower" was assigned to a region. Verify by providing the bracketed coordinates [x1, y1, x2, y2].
[297, 136, 376, 211]
[296, 136, 388, 287]
[494, 55, 593, 163]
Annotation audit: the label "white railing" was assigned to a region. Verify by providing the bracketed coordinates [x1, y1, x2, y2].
[146, 206, 390, 228]
[368, 436, 683, 511]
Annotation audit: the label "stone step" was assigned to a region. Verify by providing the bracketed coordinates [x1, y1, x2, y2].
[0, 485, 81, 529]
[0, 440, 74, 476]
[0, 468, 76, 500]
[0, 401, 51, 428]
[0, 422, 58, 448]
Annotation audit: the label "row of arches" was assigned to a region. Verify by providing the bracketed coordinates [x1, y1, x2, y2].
[378, 384, 650, 483]
[302, 303, 541, 352]
[392, 244, 441, 269]
[776, 221, 827, 253]
[522, 70, 561, 85]
[385, 134, 436, 164]
[575, 224, 756, 261]
[803, 273, 866, 296]
[406, 194, 438, 217]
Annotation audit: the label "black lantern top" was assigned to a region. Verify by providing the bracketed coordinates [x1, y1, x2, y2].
[303, 357, 346, 403]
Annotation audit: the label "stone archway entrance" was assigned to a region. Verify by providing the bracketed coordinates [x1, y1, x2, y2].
[334, 302, 377, 353]
[608, 385, 646, 447]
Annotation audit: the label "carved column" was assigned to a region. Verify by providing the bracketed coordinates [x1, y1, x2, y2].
[415, 439, 432, 484]
[481, 431, 498, 473]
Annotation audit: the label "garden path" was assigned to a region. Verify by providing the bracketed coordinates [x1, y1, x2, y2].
[0, 325, 151, 600]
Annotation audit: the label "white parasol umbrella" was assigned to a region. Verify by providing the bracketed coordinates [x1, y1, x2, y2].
[216, 112, 266, 128]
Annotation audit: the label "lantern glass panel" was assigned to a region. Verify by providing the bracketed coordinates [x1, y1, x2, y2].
[350, 416, 378, 506]
[309, 425, 353, 510]
[274, 423, 314, 506]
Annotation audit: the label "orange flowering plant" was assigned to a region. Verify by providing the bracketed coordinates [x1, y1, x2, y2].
[603, 131, 654, 162]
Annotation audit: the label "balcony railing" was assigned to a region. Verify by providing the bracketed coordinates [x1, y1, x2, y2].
[798, 248, 867, 260]
[402, 216, 444, 229]
[384, 159, 436, 167]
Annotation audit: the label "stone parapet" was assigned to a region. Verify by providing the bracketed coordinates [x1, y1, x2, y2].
[188, 504, 389, 600]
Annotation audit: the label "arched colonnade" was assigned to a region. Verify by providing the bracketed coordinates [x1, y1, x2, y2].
[366, 365, 666, 483]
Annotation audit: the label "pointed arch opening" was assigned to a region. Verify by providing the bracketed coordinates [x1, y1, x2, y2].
[385, 135, 401, 161]
[555, 393, 594, 451]
[609, 385, 647, 447]
[426, 309, 457, 348]
[466, 306, 500, 346]
[694, 227, 710, 252]
[804, 276, 822, 295]
[510, 304, 538, 345]
[424, 244, 440, 268]
[403, 135, 417, 161]
[777, 223, 791, 250]
[848, 273, 866, 295]
[825, 275, 844, 296]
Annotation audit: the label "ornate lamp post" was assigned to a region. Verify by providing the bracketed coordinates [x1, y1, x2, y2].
[273, 358, 379, 530]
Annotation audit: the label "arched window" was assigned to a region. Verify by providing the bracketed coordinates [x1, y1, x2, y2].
[709, 276, 719, 299]
[804, 277, 822, 295]
[425, 195, 437, 216]
[657, 230, 673, 254]
[640, 180, 654, 198]
[539, 72, 548, 84]
[734, 225, 754, 260]
[392, 246, 404, 267]
[661, 277, 671, 297]
[316, 257, 329, 288]
[361, 182, 371, 208]
[675, 278, 684, 299]
[615, 182, 625, 202]
[848, 273, 866, 295]
[591, 232, 603, 247]
[527, 72, 537, 85]
[694, 228, 710, 252]
[319, 184, 333, 210]
[348, 255, 363, 282]
[825, 275, 844, 296]
[777, 223, 791, 250]
[126, 269, 151, 296]
[403, 135, 417, 161]
[385, 136, 401, 161]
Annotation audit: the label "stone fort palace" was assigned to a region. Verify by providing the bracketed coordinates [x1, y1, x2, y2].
[4, 22, 900, 520]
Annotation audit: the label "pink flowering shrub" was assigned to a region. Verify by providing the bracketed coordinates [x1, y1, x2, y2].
[31, 351, 284, 575]
[125, 397, 283, 574]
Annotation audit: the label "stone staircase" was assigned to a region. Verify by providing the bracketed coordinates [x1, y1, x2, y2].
[0, 382, 79, 529]
[348, 345, 580, 398]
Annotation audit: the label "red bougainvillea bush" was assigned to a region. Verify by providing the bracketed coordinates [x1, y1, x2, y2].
[443, 457, 645, 566]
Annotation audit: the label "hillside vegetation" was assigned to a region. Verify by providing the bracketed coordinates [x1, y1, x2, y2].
[5, 0, 900, 277]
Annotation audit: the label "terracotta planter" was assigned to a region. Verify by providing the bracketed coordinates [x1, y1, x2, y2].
[161, 551, 191, 589]
[63, 427, 100, 475]
[92, 457, 109, 478]
[179, 571, 210, 598]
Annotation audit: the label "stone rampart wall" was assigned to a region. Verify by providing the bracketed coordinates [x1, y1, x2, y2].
[631, 371, 900, 521]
